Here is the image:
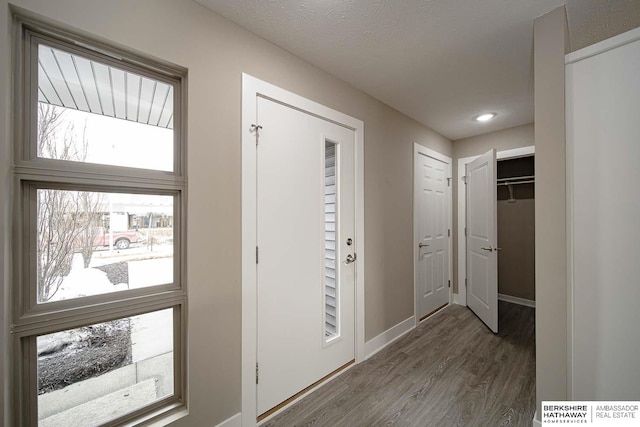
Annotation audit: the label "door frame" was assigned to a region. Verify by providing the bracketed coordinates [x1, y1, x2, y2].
[241, 74, 365, 426]
[413, 144, 453, 323]
[456, 146, 535, 305]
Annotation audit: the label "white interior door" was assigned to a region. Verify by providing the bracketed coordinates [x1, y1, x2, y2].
[414, 150, 450, 320]
[466, 149, 498, 332]
[256, 96, 356, 415]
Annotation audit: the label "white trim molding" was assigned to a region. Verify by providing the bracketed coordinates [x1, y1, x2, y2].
[565, 26, 640, 65]
[496, 146, 536, 161]
[498, 293, 535, 308]
[413, 144, 452, 164]
[456, 154, 476, 306]
[364, 316, 415, 360]
[456, 146, 535, 306]
[241, 74, 365, 427]
[215, 413, 242, 427]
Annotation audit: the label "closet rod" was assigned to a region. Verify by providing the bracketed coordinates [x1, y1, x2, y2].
[497, 180, 535, 186]
[496, 175, 534, 183]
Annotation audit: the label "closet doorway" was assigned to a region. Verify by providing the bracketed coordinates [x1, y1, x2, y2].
[496, 155, 535, 308]
[457, 146, 535, 332]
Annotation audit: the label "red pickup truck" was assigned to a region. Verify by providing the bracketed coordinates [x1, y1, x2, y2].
[93, 227, 145, 250]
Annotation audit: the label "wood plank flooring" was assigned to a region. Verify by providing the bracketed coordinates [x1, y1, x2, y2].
[263, 301, 535, 427]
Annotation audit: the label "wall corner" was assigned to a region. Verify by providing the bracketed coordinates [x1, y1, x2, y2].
[533, 4, 570, 416]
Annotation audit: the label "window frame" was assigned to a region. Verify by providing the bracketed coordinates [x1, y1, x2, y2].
[11, 15, 188, 427]
[19, 30, 185, 180]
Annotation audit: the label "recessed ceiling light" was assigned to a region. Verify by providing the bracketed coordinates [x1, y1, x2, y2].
[474, 113, 496, 122]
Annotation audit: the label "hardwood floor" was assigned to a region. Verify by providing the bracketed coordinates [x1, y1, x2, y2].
[262, 301, 535, 427]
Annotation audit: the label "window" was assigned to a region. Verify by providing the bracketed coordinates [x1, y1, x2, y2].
[12, 18, 186, 427]
[324, 140, 338, 340]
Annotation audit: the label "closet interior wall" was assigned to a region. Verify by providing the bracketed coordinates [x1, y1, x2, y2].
[497, 156, 536, 302]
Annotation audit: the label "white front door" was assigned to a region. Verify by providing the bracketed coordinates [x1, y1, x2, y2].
[466, 149, 498, 332]
[256, 96, 356, 416]
[414, 149, 450, 320]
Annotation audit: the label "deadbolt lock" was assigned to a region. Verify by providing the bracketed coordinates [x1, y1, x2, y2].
[346, 238, 353, 246]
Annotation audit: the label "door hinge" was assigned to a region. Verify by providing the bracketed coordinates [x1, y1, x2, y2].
[462, 176, 467, 184]
[448, 279, 451, 288]
[464, 227, 467, 237]
[256, 246, 259, 264]
[448, 229, 451, 237]
[256, 362, 259, 384]
[465, 278, 467, 287]
[250, 124, 262, 145]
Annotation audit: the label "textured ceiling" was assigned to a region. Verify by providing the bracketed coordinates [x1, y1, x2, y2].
[566, 0, 640, 52]
[195, 0, 566, 140]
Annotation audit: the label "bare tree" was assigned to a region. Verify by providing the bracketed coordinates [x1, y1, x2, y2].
[77, 192, 105, 268]
[37, 189, 84, 301]
[36, 103, 105, 301]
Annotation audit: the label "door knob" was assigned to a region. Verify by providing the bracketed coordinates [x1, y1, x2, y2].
[481, 247, 494, 252]
[345, 253, 357, 264]
[418, 242, 430, 248]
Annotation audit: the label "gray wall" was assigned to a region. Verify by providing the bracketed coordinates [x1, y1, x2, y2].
[0, 1, 451, 425]
[452, 123, 534, 294]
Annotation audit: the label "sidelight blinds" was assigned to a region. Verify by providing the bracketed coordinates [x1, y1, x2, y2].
[325, 141, 338, 338]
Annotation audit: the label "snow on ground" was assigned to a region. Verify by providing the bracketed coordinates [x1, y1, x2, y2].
[50, 254, 127, 302]
[43, 249, 174, 360]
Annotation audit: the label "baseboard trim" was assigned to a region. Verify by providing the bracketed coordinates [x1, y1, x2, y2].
[498, 293, 536, 308]
[452, 293, 466, 306]
[364, 316, 415, 360]
[532, 410, 541, 427]
[215, 412, 241, 427]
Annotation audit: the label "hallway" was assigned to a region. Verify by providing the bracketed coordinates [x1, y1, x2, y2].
[264, 301, 535, 426]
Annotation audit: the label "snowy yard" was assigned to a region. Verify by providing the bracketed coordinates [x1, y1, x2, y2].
[37, 244, 175, 426]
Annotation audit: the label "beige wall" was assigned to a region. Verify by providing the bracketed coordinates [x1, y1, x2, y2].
[451, 123, 534, 293]
[0, 0, 451, 425]
[534, 6, 570, 418]
[497, 182, 535, 301]
[453, 123, 535, 160]
[365, 112, 452, 336]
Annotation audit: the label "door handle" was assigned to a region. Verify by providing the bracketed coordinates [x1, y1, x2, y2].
[418, 242, 430, 248]
[481, 246, 494, 252]
[345, 253, 357, 264]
